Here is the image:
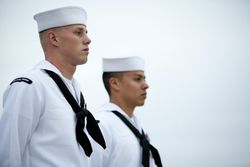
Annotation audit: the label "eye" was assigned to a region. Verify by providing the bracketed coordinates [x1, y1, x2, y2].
[74, 31, 83, 36]
[134, 77, 142, 82]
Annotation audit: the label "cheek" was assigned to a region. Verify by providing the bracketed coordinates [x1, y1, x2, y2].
[67, 39, 80, 48]
[123, 82, 139, 93]
[63, 42, 81, 55]
[62, 36, 80, 47]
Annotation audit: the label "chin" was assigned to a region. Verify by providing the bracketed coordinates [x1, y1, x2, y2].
[80, 58, 88, 64]
[137, 102, 145, 106]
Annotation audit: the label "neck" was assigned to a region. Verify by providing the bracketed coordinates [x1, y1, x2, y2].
[45, 57, 76, 80]
[110, 97, 135, 118]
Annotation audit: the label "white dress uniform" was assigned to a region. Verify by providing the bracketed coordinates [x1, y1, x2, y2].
[90, 102, 155, 167]
[0, 60, 90, 167]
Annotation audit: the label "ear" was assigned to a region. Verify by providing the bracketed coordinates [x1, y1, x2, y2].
[47, 31, 60, 47]
[109, 77, 120, 92]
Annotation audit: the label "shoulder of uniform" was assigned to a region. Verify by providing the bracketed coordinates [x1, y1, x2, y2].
[10, 77, 33, 85]
[94, 111, 116, 127]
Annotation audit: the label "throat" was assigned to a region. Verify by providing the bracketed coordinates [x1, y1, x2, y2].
[110, 99, 135, 117]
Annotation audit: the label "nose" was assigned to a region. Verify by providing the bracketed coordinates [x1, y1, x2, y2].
[83, 34, 91, 45]
[143, 81, 149, 90]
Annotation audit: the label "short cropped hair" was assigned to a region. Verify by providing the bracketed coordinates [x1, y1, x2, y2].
[39, 30, 48, 52]
[38, 27, 62, 52]
[102, 72, 124, 96]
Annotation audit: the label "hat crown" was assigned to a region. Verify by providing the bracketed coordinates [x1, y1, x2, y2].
[34, 6, 87, 32]
[102, 56, 145, 72]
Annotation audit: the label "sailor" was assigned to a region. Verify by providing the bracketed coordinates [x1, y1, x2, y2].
[90, 56, 162, 167]
[0, 6, 105, 167]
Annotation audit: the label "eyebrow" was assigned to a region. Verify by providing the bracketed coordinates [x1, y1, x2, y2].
[75, 26, 88, 33]
[133, 73, 146, 79]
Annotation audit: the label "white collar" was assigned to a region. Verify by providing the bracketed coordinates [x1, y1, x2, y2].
[99, 102, 140, 128]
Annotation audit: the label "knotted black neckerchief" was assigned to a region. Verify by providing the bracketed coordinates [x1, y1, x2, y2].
[111, 110, 162, 167]
[45, 69, 106, 157]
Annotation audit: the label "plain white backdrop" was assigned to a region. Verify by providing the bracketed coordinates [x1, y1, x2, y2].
[0, 0, 249, 166]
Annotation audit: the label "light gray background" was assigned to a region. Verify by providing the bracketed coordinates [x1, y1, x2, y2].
[0, 0, 249, 166]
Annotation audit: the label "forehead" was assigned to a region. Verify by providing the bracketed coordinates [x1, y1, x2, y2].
[55, 24, 87, 31]
[66, 24, 86, 29]
[123, 71, 145, 77]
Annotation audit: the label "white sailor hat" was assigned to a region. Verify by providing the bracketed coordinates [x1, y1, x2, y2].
[34, 6, 87, 32]
[102, 56, 145, 72]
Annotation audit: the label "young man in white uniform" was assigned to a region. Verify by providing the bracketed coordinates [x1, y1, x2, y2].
[0, 6, 105, 167]
[90, 57, 162, 167]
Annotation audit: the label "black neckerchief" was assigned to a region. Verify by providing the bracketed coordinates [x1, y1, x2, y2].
[111, 110, 162, 167]
[45, 69, 106, 157]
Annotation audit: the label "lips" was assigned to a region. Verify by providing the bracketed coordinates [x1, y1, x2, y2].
[141, 93, 147, 98]
[83, 48, 89, 51]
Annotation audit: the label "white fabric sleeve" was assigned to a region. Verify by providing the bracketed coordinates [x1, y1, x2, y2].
[89, 117, 112, 167]
[0, 80, 43, 167]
